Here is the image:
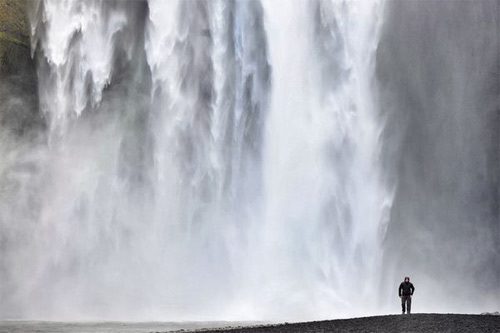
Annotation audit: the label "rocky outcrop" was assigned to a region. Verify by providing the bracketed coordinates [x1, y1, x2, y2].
[0, 0, 41, 135]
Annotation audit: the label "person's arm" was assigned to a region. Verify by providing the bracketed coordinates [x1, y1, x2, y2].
[410, 283, 415, 295]
[398, 283, 403, 297]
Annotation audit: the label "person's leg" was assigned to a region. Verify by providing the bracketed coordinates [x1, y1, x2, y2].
[407, 296, 412, 314]
[401, 296, 406, 314]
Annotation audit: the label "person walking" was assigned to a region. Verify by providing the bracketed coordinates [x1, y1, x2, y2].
[399, 276, 415, 314]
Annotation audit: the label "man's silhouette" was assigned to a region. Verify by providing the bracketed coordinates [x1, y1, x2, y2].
[398, 276, 415, 314]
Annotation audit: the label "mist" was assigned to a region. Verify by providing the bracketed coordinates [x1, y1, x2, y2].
[0, 0, 498, 321]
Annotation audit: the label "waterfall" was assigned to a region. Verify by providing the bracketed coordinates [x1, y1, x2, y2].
[259, 0, 388, 318]
[0, 0, 498, 321]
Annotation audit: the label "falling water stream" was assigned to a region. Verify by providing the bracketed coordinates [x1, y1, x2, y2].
[0, 0, 498, 322]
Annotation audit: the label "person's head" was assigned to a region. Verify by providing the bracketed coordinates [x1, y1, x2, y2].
[404, 276, 410, 282]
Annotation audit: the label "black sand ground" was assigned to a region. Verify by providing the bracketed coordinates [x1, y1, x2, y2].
[1, 314, 498, 332]
[176, 314, 500, 333]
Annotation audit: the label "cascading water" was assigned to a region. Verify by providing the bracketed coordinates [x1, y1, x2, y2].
[0, 0, 498, 321]
[258, 0, 389, 319]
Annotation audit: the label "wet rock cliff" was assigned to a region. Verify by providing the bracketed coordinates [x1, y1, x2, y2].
[0, 0, 40, 135]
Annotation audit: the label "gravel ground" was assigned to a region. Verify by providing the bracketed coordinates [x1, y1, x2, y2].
[1, 314, 497, 333]
[172, 314, 500, 333]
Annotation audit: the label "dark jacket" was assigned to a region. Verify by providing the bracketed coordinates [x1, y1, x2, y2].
[399, 281, 415, 296]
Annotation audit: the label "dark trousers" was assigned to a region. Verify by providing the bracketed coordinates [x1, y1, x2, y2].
[401, 295, 412, 313]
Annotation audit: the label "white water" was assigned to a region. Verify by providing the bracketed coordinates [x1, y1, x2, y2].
[2, 0, 394, 321]
[32, 0, 129, 137]
[260, 0, 389, 319]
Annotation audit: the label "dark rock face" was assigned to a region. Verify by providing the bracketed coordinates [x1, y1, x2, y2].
[0, 0, 41, 135]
